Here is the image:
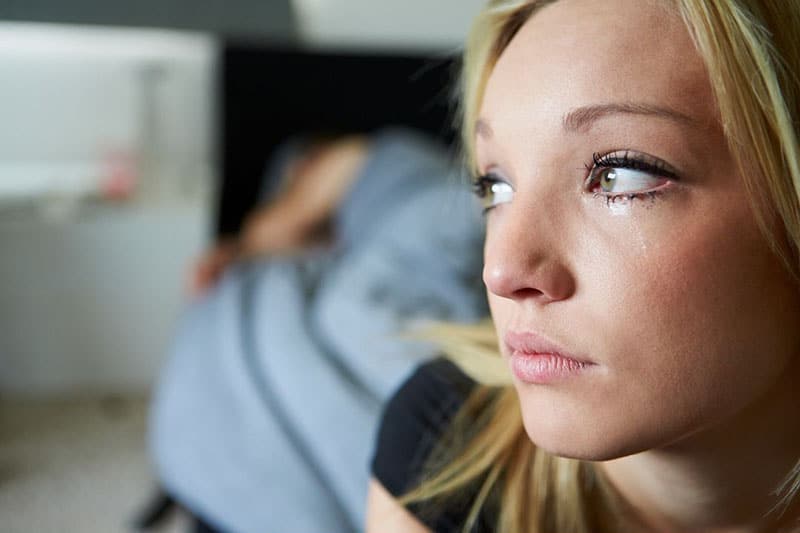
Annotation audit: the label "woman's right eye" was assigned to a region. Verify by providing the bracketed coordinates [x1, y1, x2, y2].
[472, 174, 514, 212]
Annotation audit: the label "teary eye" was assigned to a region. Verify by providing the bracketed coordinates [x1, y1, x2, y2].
[586, 151, 678, 199]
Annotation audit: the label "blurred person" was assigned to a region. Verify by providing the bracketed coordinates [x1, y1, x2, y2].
[148, 127, 487, 533]
[188, 135, 370, 296]
[366, 1, 800, 532]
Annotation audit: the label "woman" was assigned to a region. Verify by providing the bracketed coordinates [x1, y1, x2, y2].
[366, 0, 800, 532]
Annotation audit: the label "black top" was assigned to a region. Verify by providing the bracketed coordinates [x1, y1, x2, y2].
[371, 358, 496, 532]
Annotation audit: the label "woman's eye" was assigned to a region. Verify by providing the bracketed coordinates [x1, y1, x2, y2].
[472, 175, 514, 211]
[590, 167, 666, 194]
[586, 151, 678, 200]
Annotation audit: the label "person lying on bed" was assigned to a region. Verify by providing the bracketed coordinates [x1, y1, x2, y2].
[147, 127, 488, 533]
[188, 134, 369, 297]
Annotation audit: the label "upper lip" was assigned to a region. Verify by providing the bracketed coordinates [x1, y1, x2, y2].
[504, 330, 594, 364]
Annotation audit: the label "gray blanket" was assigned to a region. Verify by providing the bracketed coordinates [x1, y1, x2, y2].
[149, 129, 487, 533]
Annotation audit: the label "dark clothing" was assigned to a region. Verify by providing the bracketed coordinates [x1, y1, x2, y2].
[371, 358, 496, 532]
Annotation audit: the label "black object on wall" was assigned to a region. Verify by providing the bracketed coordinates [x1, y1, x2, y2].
[219, 43, 459, 236]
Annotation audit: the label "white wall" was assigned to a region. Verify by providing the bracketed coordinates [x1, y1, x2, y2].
[0, 24, 216, 396]
[292, 0, 487, 50]
[0, 23, 216, 203]
[0, 204, 208, 396]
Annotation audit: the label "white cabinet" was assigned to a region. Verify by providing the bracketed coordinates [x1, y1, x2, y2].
[0, 202, 210, 395]
[0, 24, 216, 395]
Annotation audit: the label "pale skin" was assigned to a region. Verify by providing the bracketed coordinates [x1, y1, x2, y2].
[366, 0, 800, 531]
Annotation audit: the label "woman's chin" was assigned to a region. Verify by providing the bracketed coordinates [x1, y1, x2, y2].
[519, 408, 661, 462]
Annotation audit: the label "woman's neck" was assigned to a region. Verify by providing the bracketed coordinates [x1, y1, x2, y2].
[599, 361, 800, 533]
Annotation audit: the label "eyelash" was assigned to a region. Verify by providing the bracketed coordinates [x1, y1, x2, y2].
[587, 151, 674, 177]
[585, 150, 677, 205]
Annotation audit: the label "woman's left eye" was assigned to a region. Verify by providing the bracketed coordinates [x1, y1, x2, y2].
[586, 151, 678, 198]
[590, 167, 665, 194]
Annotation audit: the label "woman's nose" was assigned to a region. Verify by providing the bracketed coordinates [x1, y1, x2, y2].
[482, 204, 576, 304]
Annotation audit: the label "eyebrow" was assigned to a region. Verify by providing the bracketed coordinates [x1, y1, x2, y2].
[475, 102, 695, 139]
[564, 102, 696, 132]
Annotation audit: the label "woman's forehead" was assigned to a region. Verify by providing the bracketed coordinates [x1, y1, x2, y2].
[478, 0, 717, 141]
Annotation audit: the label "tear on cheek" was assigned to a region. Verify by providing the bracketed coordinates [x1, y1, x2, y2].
[608, 201, 630, 216]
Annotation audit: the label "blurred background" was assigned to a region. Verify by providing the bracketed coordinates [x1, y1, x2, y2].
[0, 1, 484, 531]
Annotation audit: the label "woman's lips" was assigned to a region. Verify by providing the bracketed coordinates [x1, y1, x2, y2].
[504, 331, 595, 384]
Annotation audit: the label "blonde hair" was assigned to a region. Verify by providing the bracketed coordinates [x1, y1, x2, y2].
[402, 1, 800, 531]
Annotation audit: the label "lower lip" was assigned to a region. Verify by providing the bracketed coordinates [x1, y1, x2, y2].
[510, 352, 590, 384]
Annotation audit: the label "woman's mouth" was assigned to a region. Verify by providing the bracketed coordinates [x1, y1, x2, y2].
[504, 331, 595, 384]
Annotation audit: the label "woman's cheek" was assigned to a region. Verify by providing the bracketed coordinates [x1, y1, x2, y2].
[585, 191, 794, 415]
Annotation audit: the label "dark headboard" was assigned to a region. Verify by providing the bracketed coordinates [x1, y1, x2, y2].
[218, 43, 459, 235]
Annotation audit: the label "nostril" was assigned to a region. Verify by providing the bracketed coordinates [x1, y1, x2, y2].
[511, 287, 546, 300]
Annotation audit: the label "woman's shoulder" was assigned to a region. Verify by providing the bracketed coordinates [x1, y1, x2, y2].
[371, 358, 500, 533]
[371, 357, 475, 497]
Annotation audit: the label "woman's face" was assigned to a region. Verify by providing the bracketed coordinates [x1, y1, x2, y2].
[478, 0, 800, 460]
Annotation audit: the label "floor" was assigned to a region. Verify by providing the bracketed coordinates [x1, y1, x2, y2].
[0, 395, 189, 533]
